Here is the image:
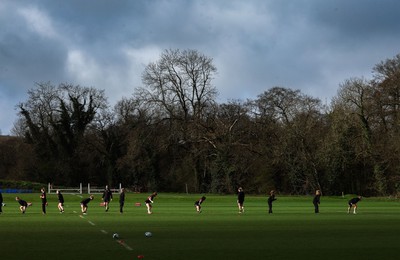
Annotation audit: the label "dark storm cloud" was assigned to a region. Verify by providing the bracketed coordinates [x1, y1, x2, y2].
[309, 0, 400, 37]
[1, 0, 400, 134]
[215, 0, 400, 100]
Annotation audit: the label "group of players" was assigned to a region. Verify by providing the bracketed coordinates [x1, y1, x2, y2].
[13, 187, 63, 214]
[0, 186, 362, 215]
[7, 185, 153, 215]
[193, 188, 362, 215]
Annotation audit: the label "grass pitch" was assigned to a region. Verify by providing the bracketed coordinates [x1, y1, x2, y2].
[1, 193, 400, 260]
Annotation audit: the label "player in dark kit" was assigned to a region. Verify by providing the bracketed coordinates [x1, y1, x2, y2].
[0, 191, 3, 214]
[81, 195, 94, 215]
[194, 196, 206, 213]
[56, 190, 65, 213]
[16, 197, 31, 214]
[40, 187, 47, 214]
[237, 187, 245, 213]
[348, 196, 362, 214]
[145, 192, 157, 214]
[119, 188, 125, 214]
[102, 185, 113, 212]
[313, 190, 321, 213]
[268, 190, 277, 214]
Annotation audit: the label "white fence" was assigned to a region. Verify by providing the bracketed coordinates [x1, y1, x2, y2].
[48, 183, 122, 194]
[48, 183, 83, 194]
[87, 183, 122, 194]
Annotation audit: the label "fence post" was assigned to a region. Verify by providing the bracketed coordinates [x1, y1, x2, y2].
[80, 183, 82, 194]
[88, 183, 90, 194]
[119, 183, 122, 192]
[48, 183, 51, 194]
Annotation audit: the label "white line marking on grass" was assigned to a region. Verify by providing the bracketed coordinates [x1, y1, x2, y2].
[124, 244, 133, 251]
[73, 211, 77, 214]
[117, 240, 133, 251]
[75, 209, 133, 252]
[76, 195, 83, 198]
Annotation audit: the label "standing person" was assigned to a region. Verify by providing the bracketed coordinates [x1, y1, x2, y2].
[145, 192, 157, 214]
[0, 191, 3, 214]
[237, 187, 245, 213]
[348, 196, 362, 214]
[194, 196, 206, 213]
[313, 190, 321, 213]
[268, 190, 277, 214]
[56, 190, 65, 213]
[102, 185, 113, 212]
[16, 197, 31, 214]
[40, 187, 47, 215]
[80, 195, 94, 215]
[119, 188, 125, 214]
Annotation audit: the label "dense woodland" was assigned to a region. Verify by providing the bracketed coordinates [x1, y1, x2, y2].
[1, 49, 400, 196]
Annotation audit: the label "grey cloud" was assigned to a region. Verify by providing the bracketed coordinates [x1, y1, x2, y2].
[1, 0, 400, 135]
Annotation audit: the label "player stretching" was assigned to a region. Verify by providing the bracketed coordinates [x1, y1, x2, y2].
[348, 196, 362, 214]
[194, 196, 206, 213]
[81, 195, 94, 215]
[237, 187, 245, 213]
[145, 192, 157, 214]
[15, 197, 32, 214]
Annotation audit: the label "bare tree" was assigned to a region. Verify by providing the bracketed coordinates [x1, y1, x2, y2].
[137, 49, 218, 192]
[255, 87, 325, 194]
[140, 49, 217, 121]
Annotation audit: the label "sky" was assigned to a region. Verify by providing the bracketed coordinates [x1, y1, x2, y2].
[1, 0, 400, 135]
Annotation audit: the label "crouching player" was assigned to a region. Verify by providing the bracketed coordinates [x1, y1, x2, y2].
[16, 197, 32, 214]
[194, 196, 206, 213]
[348, 196, 362, 214]
[81, 195, 94, 215]
[145, 192, 157, 214]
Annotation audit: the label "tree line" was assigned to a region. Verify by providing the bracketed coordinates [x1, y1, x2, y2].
[1, 49, 400, 196]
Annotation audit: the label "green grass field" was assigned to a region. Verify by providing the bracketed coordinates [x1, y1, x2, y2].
[1, 193, 400, 260]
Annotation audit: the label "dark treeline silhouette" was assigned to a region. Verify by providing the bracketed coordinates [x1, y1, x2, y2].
[1, 50, 400, 196]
